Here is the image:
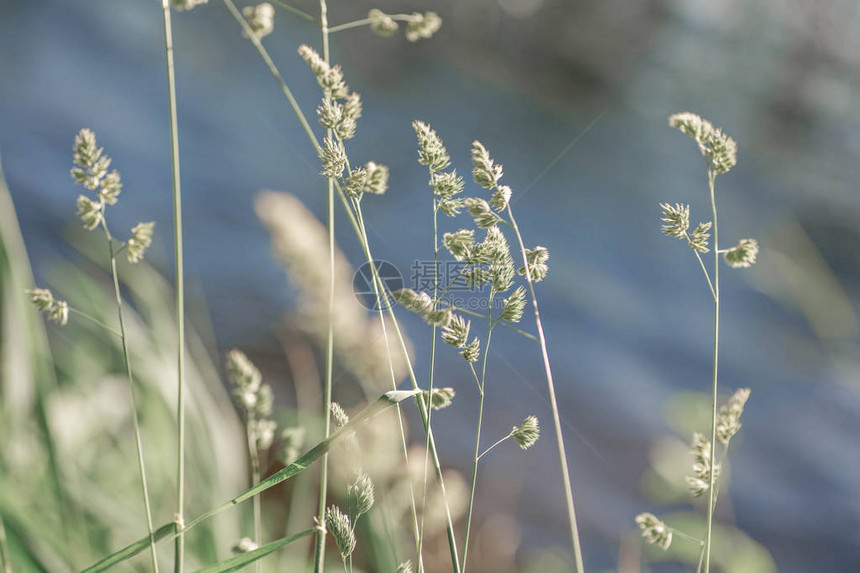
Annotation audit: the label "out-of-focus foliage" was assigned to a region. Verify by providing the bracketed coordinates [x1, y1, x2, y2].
[0, 165, 247, 571]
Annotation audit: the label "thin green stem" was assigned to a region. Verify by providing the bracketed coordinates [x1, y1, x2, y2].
[712, 444, 730, 506]
[506, 205, 584, 573]
[669, 528, 704, 546]
[222, 0, 321, 154]
[269, 0, 317, 22]
[245, 417, 262, 573]
[102, 220, 159, 573]
[328, 14, 415, 34]
[351, 198, 424, 567]
[68, 307, 122, 338]
[461, 296, 494, 571]
[450, 307, 538, 342]
[313, 3, 333, 573]
[354, 201, 461, 573]
[477, 433, 511, 461]
[685, 234, 716, 300]
[416, 192, 441, 573]
[159, 2, 186, 571]
[703, 170, 720, 573]
[696, 542, 706, 573]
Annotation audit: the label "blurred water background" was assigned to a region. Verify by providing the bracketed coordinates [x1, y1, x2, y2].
[2, 0, 860, 570]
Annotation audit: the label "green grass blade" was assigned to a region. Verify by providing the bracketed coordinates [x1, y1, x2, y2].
[79, 390, 419, 573]
[80, 523, 175, 573]
[193, 529, 315, 573]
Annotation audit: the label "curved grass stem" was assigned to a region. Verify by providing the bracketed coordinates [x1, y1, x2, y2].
[312, 2, 333, 572]
[158, 2, 186, 570]
[245, 417, 263, 573]
[461, 300, 495, 571]
[505, 205, 585, 573]
[102, 220, 159, 573]
[703, 170, 720, 573]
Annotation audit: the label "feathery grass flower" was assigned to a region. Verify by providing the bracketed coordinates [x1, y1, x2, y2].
[49, 300, 69, 326]
[430, 170, 465, 198]
[278, 426, 305, 465]
[76, 195, 103, 231]
[330, 402, 349, 429]
[317, 99, 343, 130]
[413, 120, 450, 173]
[396, 561, 414, 573]
[471, 141, 503, 190]
[716, 388, 751, 445]
[405, 12, 442, 42]
[226, 349, 262, 393]
[659, 202, 690, 239]
[723, 238, 759, 268]
[634, 513, 672, 550]
[518, 246, 549, 282]
[298, 45, 328, 79]
[443, 229, 475, 261]
[511, 415, 540, 449]
[424, 387, 455, 410]
[393, 288, 433, 315]
[461, 337, 480, 363]
[439, 197, 465, 217]
[325, 505, 356, 559]
[27, 288, 55, 312]
[27, 288, 69, 326]
[364, 162, 389, 195]
[465, 198, 501, 229]
[369, 9, 399, 36]
[99, 170, 122, 205]
[688, 221, 712, 253]
[126, 222, 155, 263]
[687, 433, 720, 498]
[479, 226, 510, 261]
[242, 2, 274, 39]
[489, 255, 516, 293]
[71, 128, 111, 191]
[320, 137, 347, 178]
[231, 538, 258, 554]
[441, 314, 470, 348]
[251, 418, 277, 450]
[226, 349, 275, 416]
[349, 471, 375, 518]
[320, 65, 349, 99]
[423, 308, 452, 328]
[489, 185, 512, 211]
[337, 93, 363, 140]
[499, 286, 527, 323]
[669, 112, 737, 175]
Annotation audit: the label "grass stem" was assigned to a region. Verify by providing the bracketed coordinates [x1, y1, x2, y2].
[461, 300, 494, 571]
[245, 417, 263, 573]
[68, 306, 122, 338]
[102, 219, 159, 573]
[703, 170, 719, 573]
[506, 204, 585, 573]
[313, 2, 333, 572]
[158, 3, 186, 570]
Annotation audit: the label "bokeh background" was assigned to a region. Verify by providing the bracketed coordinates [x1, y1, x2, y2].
[2, 0, 860, 571]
